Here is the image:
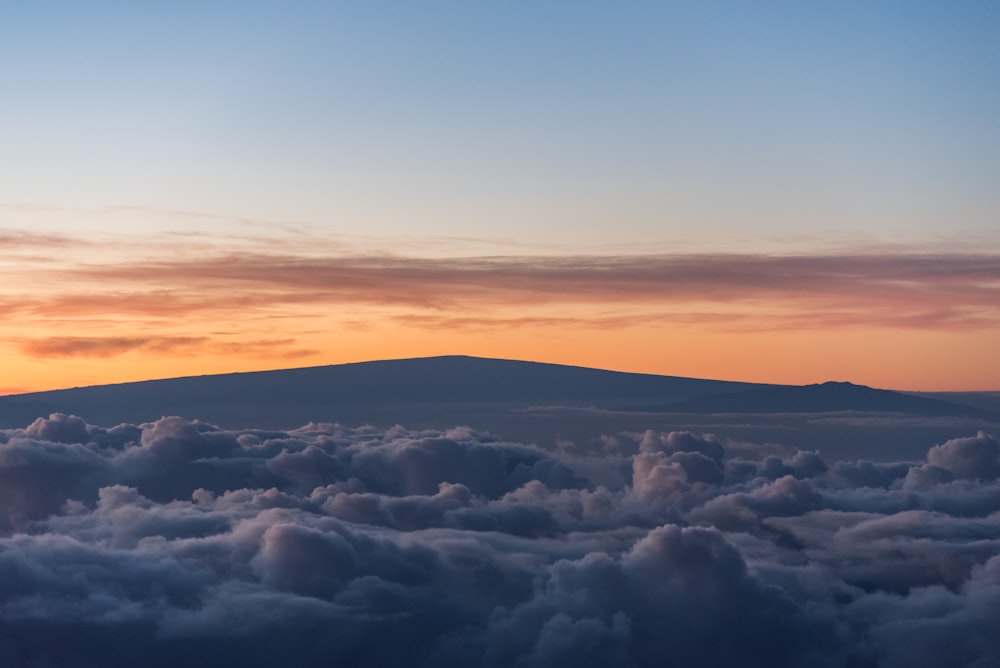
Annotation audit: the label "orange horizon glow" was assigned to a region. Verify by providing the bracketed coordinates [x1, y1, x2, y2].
[4, 313, 999, 395]
[2, 229, 999, 394]
[4, 3, 1000, 399]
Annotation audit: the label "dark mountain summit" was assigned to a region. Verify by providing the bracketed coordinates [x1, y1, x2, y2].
[0, 355, 759, 429]
[651, 380, 990, 417]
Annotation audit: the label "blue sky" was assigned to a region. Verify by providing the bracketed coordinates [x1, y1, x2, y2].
[3, 1, 998, 250]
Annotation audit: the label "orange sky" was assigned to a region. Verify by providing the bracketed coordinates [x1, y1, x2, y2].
[4, 5, 1000, 395]
[1, 226, 998, 394]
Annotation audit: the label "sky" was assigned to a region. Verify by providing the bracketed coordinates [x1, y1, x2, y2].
[2, 1, 999, 392]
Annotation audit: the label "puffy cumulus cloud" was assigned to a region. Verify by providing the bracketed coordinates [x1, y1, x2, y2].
[485, 525, 841, 668]
[691, 475, 825, 531]
[0, 415, 999, 666]
[927, 431, 1000, 481]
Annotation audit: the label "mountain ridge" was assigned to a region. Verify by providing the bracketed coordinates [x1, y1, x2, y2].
[0, 355, 763, 428]
[2, 356, 993, 429]
[646, 379, 992, 418]
[2, 355, 762, 397]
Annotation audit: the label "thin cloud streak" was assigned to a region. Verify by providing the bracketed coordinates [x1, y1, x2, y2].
[67, 251, 1000, 300]
[392, 308, 1000, 333]
[0, 228, 82, 249]
[3, 239, 1000, 350]
[22, 251, 998, 330]
[18, 336, 317, 359]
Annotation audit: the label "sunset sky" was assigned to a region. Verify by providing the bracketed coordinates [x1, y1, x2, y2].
[2, 1, 999, 393]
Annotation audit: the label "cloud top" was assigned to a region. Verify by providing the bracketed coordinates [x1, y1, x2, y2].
[0, 414, 998, 666]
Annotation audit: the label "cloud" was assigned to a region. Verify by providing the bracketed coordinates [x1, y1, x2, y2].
[0, 414, 999, 665]
[0, 227, 82, 249]
[926, 431, 1000, 480]
[18, 336, 316, 359]
[4, 247, 999, 333]
[63, 251, 1000, 310]
[19, 336, 211, 358]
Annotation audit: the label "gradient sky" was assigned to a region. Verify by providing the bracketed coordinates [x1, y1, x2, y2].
[2, 1, 999, 392]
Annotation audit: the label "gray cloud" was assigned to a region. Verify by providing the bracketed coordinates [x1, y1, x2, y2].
[927, 431, 1000, 480]
[0, 415, 999, 666]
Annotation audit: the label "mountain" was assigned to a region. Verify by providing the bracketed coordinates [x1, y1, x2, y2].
[648, 381, 992, 417]
[1, 356, 996, 461]
[0, 355, 760, 429]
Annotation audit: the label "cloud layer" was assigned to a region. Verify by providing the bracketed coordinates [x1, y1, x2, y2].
[1, 413, 999, 666]
[40, 250, 1000, 323]
[4, 225, 1000, 338]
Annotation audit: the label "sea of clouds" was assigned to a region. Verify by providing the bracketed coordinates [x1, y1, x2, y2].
[0, 413, 998, 667]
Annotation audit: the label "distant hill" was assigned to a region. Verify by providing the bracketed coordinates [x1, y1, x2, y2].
[2, 357, 996, 461]
[908, 391, 1000, 416]
[0, 356, 760, 429]
[648, 381, 992, 417]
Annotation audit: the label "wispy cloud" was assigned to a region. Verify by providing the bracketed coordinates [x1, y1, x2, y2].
[31, 251, 997, 327]
[392, 307, 1000, 333]
[18, 336, 316, 359]
[0, 227, 82, 249]
[65, 251, 1000, 299]
[3, 222, 999, 338]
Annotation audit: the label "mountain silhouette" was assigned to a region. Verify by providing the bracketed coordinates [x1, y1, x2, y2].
[0, 355, 760, 429]
[1, 357, 995, 461]
[649, 380, 990, 417]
